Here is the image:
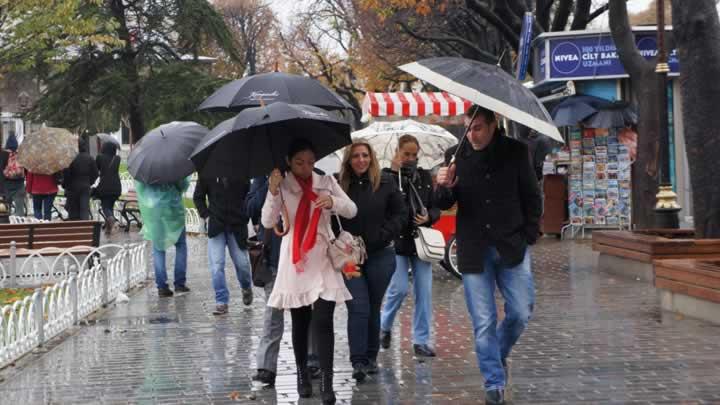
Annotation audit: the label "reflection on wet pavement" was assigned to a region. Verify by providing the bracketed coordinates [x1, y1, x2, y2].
[0, 234, 719, 404]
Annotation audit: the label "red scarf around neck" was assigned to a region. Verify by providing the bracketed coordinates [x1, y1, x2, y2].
[292, 175, 323, 271]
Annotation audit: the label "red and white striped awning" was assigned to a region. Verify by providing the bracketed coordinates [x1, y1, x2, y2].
[363, 92, 472, 118]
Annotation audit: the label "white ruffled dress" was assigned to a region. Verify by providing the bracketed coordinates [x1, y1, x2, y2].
[261, 171, 356, 309]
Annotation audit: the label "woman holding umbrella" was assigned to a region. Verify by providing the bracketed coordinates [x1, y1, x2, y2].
[95, 141, 122, 234]
[261, 138, 357, 404]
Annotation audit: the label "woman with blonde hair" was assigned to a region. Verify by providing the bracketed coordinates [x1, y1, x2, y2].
[262, 138, 356, 404]
[380, 134, 442, 357]
[336, 139, 406, 381]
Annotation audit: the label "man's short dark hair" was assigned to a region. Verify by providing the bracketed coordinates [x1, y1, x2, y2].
[465, 104, 496, 124]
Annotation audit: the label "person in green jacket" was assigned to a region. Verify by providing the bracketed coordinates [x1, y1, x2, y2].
[136, 177, 190, 297]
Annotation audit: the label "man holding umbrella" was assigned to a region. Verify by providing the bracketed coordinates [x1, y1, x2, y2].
[435, 105, 542, 405]
[193, 176, 254, 314]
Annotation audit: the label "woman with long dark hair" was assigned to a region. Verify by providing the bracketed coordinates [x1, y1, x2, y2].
[261, 138, 356, 404]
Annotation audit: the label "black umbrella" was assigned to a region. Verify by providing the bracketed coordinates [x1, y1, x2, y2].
[550, 95, 613, 127]
[584, 102, 638, 128]
[96, 132, 121, 147]
[399, 57, 562, 142]
[197, 72, 354, 113]
[190, 102, 351, 180]
[128, 122, 208, 184]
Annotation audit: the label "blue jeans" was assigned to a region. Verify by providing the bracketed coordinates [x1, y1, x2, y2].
[152, 229, 187, 290]
[208, 230, 252, 305]
[345, 246, 396, 365]
[32, 194, 55, 220]
[462, 246, 535, 391]
[380, 255, 433, 345]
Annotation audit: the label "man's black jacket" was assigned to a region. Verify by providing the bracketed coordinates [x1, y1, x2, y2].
[435, 132, 542, 274]
[193, 177, 250, 248]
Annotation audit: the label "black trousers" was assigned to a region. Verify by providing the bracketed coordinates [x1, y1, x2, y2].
[99, 195, 118, 219]
[66, 189, 90, 220]
[290, 298, 335, 371]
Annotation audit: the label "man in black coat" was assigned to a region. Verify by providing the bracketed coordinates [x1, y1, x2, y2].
[435, 105, 542, 405]
[63, 137, 98, 220]
[193, 176, 253, 315]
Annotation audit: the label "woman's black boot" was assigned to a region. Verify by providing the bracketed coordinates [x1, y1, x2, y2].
[320, 369, 336, 404]
[297, 367, 312, 398]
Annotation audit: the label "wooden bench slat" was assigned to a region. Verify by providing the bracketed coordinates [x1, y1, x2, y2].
[655, 267, 720, 290]
[655, 278, 720, 304]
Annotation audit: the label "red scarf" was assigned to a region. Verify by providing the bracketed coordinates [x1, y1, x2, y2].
[292, 175, 322, 272]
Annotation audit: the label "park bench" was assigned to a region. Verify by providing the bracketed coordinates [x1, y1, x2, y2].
[0, 220, 102, 258]
[654, 259, 720, 325]
[119, 191, 142, 232]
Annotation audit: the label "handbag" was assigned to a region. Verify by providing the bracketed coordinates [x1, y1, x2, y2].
[414, 226, 446, 264]
[326, 213, 367, 272]
[248, 229, 274, 288]
[405, 180, 446, 263]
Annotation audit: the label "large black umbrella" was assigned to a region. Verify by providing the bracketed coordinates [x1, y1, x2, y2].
[584, 102, 638, 128]
[128, 122, 208, 184]
[399, 57, 563, 142]
[197, 72, 354, 112]
[551, 95, 613, 127]
[190, 102, 351, 180]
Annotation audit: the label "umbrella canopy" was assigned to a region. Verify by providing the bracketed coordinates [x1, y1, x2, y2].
[584, 102, 638, 128]
[197, 72, 354, 113]
[191, 102, 351, 180]
[551, 95, 613, 127]
[350, 119, 458, 169]
[399, 57, 563, 142]
[96, 133, 121, 147]
[315, 153, 342, 175]
[17, 127, 78, 175]
[128, 122, 208, 185]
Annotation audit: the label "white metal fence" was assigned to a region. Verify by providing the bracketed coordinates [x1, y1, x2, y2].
[0, 242, 148, 368]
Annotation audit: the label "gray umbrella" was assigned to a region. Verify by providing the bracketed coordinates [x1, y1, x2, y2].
[128, 122, 208, 184]
[96, 133, 121, 147]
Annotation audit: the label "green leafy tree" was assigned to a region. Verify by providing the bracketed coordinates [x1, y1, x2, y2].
[2, 0, 239, 142]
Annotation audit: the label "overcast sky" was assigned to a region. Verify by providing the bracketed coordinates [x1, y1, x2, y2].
[266, 0, 719, 31]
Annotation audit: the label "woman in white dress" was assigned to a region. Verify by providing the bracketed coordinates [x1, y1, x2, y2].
[261, 138, 356, 404]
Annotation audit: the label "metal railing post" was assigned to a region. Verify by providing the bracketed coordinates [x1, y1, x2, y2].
[34, 288, 45, 347]
[101, 262, 109, 307]
[9, 241, 17, 288]
[70, 275, 79, 325]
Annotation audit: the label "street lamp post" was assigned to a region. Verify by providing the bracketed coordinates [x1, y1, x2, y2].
[654, 0, 681, 228]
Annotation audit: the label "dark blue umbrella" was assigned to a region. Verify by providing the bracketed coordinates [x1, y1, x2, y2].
[584, 101, 638, 128]
[190, 102, 351, 180]
[550, 95, 613, 127]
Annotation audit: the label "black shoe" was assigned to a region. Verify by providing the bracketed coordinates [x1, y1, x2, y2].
[320, 369, 336, 404]
[297, 368, 312, 398]
[485, 388, 505, 405]
[352, 363, 366, 382]
[242, 288, 253, 305]
[380, 330, 391, 349]
[365, 359, 378, 375]
[413, 344, 436, 357]
[158, 288, 173, 297]
[175, 285, 190, 293]
[252, 369, 276, 386]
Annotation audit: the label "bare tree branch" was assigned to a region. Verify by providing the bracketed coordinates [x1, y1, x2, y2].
[551, 0, 573, 31]
[396, 20, 498, 63]
[571, 0, 592, 29]
[465, 0, 519, 46]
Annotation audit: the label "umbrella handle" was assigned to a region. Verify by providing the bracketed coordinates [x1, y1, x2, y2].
[274, 189, 291, 237]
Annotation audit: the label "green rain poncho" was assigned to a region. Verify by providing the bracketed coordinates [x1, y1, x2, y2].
[135, 178, 189, 251]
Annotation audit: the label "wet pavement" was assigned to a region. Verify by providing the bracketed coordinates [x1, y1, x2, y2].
[1, 233, 720, 404]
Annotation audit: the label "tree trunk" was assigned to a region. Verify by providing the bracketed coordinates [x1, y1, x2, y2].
[109, 0, 145, 143]
[671, 0, 720, 238]
[609, 0, 660, 229]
